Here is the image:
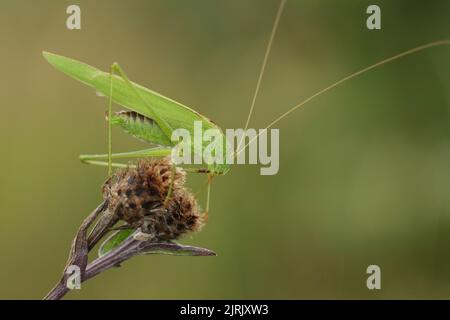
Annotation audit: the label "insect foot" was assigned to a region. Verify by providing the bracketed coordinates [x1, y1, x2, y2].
[103, 157, 204, 241]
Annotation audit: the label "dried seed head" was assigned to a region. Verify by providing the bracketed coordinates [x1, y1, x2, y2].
[103, 157, 186, 224]
[157, 188, 204, 240]
[102, 157, 203, 241]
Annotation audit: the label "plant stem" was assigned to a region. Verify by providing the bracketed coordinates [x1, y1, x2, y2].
[44, 229, 216, 300]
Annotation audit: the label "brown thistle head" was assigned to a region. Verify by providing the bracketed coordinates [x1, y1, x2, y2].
[102, 157, 203, 241]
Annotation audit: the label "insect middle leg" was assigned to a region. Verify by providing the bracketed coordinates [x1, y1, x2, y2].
[79, 147, 173, 168]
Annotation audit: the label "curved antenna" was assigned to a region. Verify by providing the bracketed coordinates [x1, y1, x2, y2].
[236, 0, 287, 153]
[237, 39, 450, 156]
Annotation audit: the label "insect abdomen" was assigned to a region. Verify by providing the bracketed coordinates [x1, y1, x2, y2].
[110, 111, 173, 146]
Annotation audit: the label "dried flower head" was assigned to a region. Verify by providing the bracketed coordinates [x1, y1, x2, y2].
[102, 157, 203, 241]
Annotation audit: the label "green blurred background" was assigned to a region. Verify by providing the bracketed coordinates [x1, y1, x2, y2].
[0, 0, 449, 299]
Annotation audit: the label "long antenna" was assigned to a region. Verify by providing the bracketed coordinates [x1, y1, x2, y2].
[236, 39, 450, 156]
[236, 0, 287, 153]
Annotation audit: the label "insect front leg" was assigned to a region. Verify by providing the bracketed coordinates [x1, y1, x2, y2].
[204, 174, 213, 220]
[182, 167, 216, 217]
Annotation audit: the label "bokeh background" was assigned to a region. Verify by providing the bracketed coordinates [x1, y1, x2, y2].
[0, 0, 449, 299]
